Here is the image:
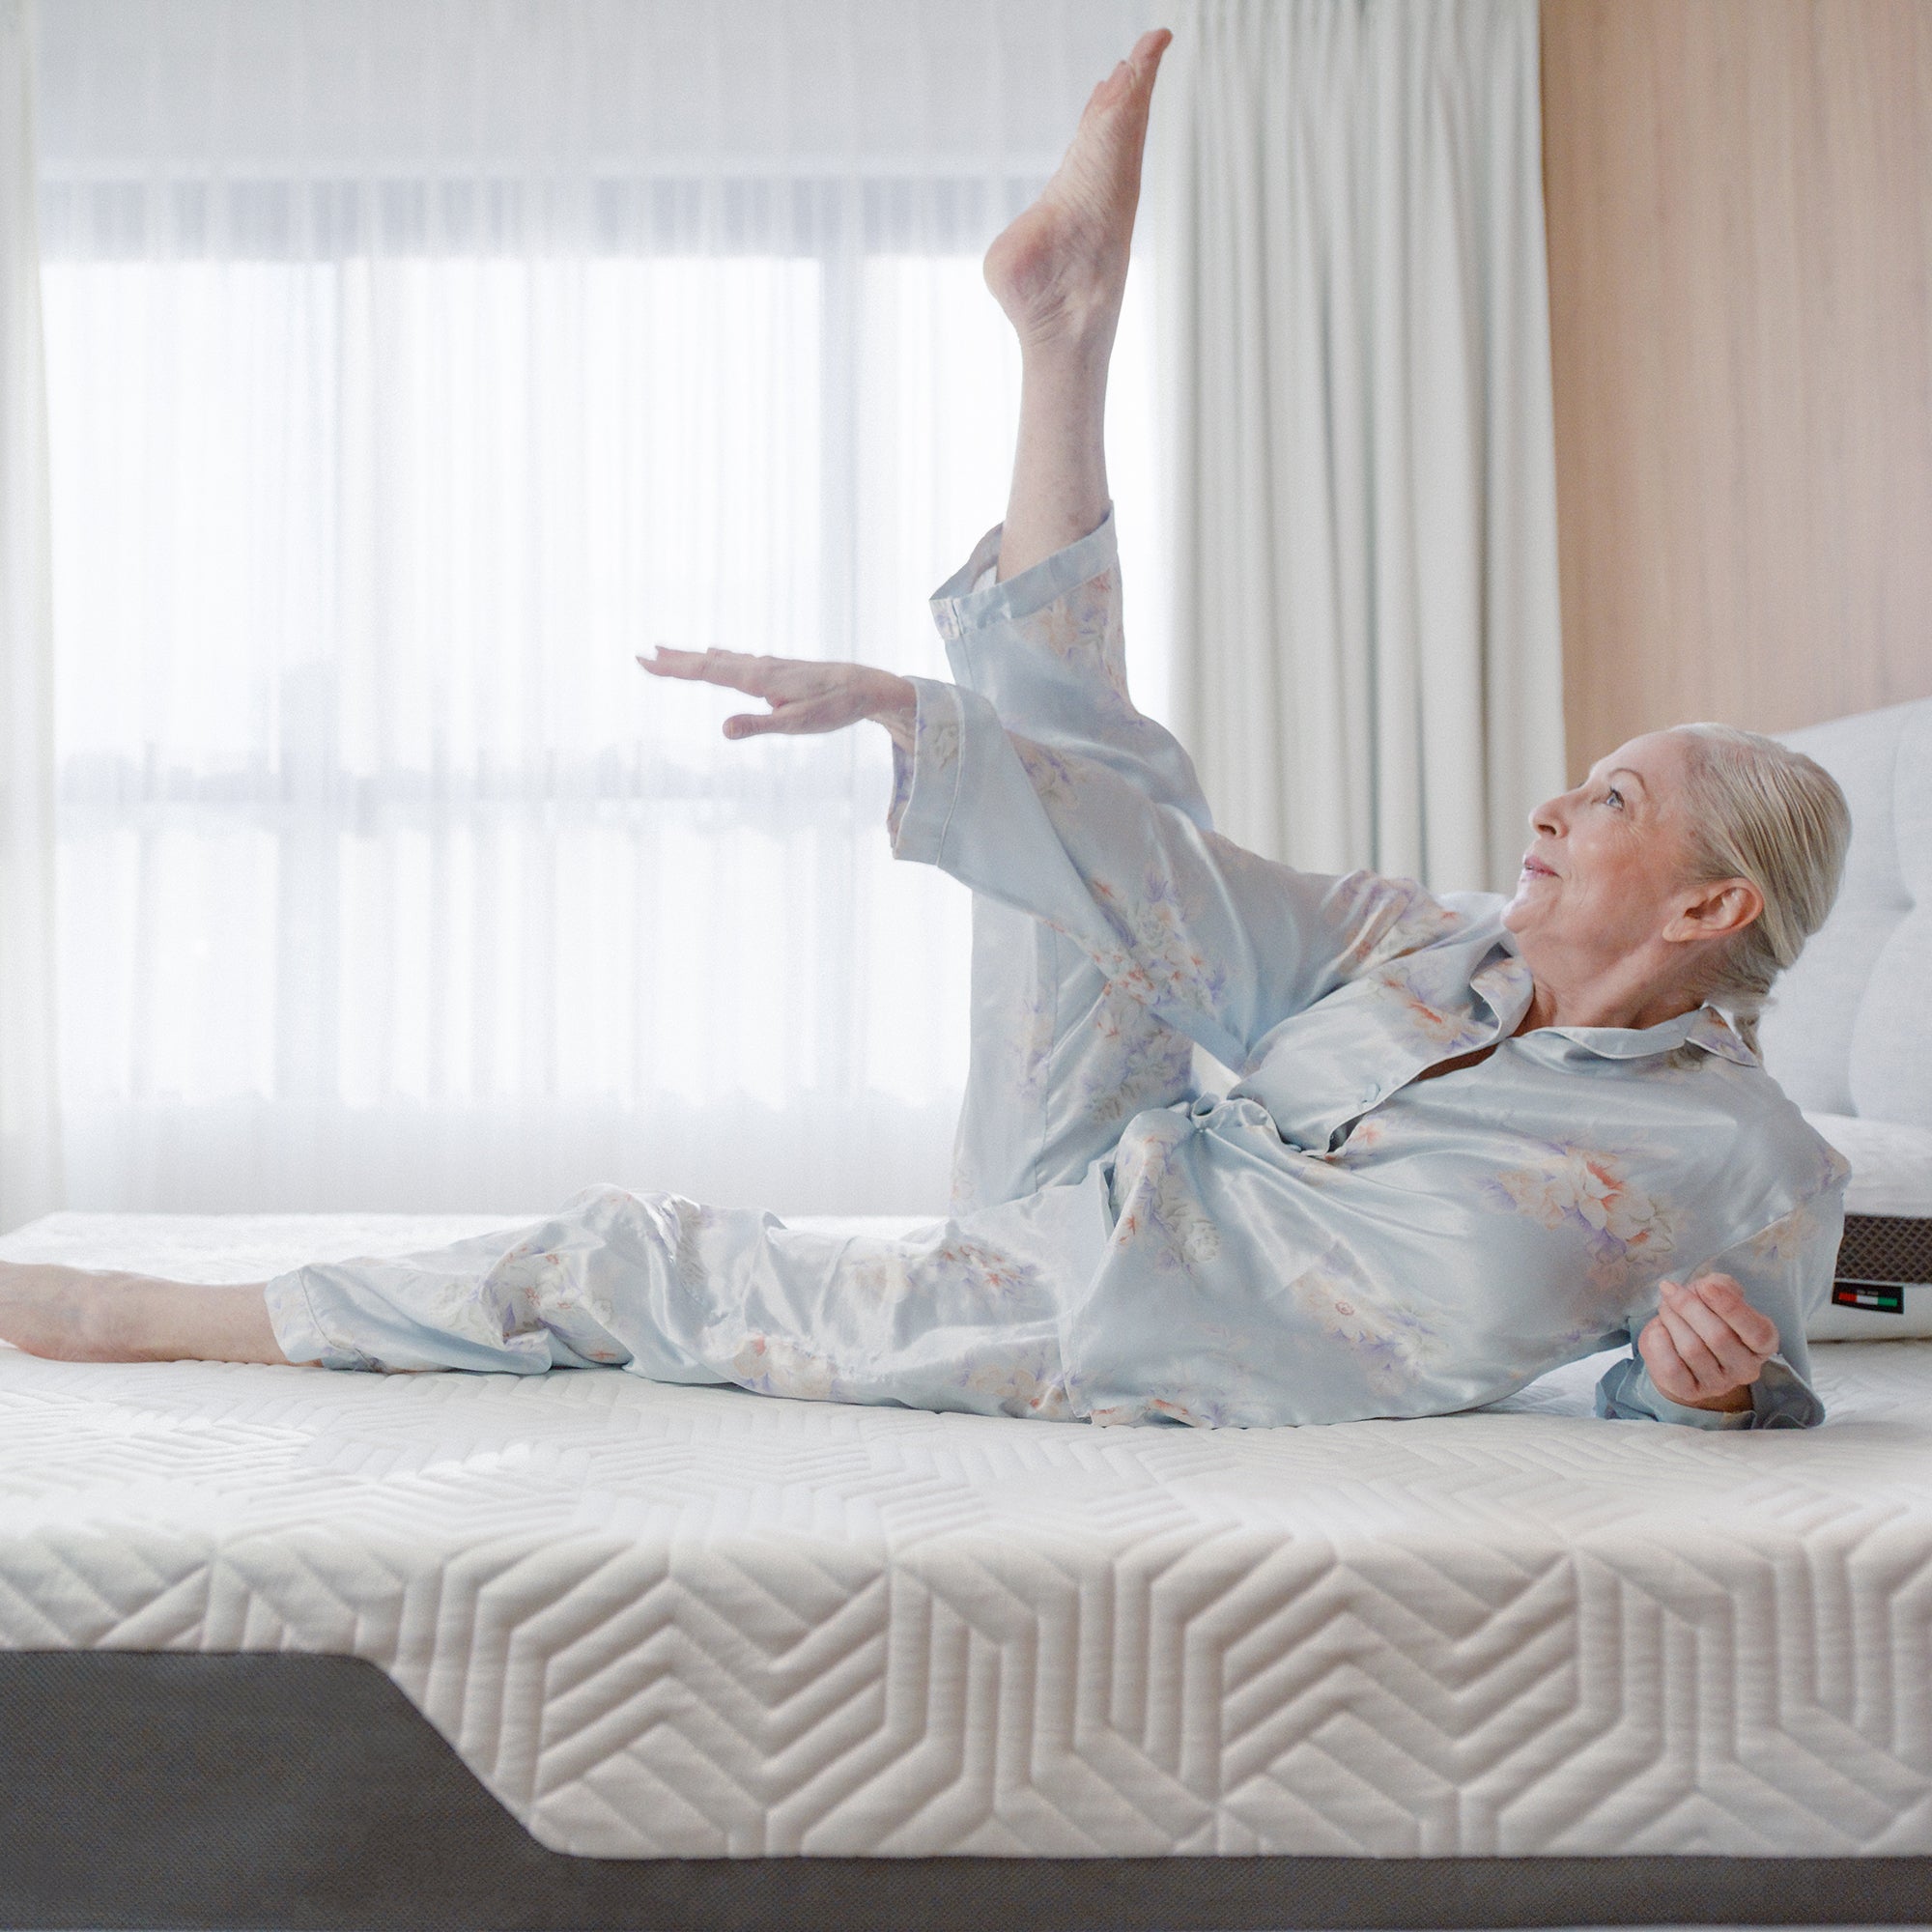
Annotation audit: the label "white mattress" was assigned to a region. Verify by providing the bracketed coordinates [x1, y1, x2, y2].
[5, 1210, 1932, 1861]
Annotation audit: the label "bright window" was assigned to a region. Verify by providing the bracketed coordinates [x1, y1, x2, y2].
[40, 213, 1165, 1210]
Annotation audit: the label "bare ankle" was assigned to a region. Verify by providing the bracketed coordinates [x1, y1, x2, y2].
[1015, 318, 1118, 384]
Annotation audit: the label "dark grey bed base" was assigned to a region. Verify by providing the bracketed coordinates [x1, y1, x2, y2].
[4, 1653, 1930, 1931]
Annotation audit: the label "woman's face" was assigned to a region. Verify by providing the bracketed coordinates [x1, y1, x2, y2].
[1502, 731, 1709, 969]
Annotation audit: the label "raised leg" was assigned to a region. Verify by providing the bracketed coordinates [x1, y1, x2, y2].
[945, 30, 1202, 1217]
[938, 523, 1213, 1215]
[984, 28, 1170, 582]
[935, 518, 1208, 1215]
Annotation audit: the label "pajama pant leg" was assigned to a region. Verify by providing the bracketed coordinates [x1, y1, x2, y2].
[260, 519, 1182, 1415]
[264, 1174, 1110, 1416]
[929, 511, 1213, 1215]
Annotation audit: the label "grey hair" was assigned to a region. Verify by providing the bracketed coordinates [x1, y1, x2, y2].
[1672, 723, 1852, 1057]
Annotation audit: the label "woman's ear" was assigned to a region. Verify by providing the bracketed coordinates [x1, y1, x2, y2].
[1663, 876, 1764, 946]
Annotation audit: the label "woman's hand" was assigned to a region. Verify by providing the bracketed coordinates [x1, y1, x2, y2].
[1636, 1272, 1778, 1412]
[639, 648, 916, 749]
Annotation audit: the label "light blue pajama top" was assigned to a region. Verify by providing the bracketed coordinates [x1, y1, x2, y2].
[266, 513, 1846, 1431]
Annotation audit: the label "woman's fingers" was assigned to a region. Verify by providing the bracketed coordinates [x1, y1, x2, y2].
[1668, 1303, 1761, 1386]
[724, 706, 817, 738]
[638, 646, 777, 695]
[640, 650, 865, 713]
[1684, 1273, 1779, 1354]
[639, 651, 903, 741]
[1665, 1277, 1774, 1387]
[1638, 1302, 1740, 1406]
[1654, 1300, 1731, 1394]
[724, 694, 864, 739]
[1637, 1314, 1695, 1399]
[1638, 1276, 1775, 1406]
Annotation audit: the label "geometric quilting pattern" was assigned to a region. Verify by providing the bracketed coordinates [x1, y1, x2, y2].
[3, 1212, 1931, 1861]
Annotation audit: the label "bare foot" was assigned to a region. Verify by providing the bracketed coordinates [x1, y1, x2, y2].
[0, 1262, 124, 1360]
[0, 1261, 287, 1365]
[982, 28, 1171, 352]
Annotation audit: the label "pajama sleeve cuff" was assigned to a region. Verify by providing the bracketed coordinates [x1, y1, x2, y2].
[264, 1267, 349, 1368]
[264, 1266, 393, 1372]
[1594, 1351, 1822, 1429]
[1745, 1355, 1826, 1429]
[927, 507, 1119, 649]
[887, 676, 967, 863]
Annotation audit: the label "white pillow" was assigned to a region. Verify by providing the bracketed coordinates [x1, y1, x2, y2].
[1803, 1111, 1932, 1341]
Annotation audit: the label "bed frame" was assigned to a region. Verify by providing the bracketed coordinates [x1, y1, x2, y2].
[7, 1652, 1931, 1932]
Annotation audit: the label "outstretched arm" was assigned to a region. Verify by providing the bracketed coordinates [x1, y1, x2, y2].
[641, 650, 1462, 1071]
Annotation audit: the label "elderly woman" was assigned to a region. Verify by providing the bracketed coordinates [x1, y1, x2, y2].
[0, 34, 1850, 1430]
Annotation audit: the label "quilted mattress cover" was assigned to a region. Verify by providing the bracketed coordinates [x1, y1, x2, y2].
[4, 1210, 1932, 1862]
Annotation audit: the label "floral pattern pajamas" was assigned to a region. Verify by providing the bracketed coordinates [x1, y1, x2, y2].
[267, 516, 1846, 1430]
[927, 515, 1208, 1214]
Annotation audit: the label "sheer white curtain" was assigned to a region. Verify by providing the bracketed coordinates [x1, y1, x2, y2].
[32, 0, 1170, 1216]
[1152, 0, 1563, 894]
[0, 0, 61, 1234]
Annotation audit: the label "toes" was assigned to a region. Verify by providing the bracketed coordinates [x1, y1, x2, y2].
[1090, 31, 1171, 118]
[1123, 29, 1171, 97]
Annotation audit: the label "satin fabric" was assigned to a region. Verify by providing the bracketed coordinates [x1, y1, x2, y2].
[267, 514, 1843, 1429]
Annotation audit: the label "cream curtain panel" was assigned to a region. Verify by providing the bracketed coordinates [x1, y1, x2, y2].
[0, 0, 61, 1233]
[29, 0, 1167, 1218]
[1153, 0, 1564, 892]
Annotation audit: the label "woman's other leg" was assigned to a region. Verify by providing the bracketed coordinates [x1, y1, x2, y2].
[1, 1185, 1110, 1421]
[945, 31, 1203, 1217]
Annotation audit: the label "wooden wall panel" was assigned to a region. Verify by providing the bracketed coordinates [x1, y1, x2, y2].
[1542, 0, 1932, 777]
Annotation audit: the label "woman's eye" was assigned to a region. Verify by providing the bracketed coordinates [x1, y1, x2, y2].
[1604, 786, 1624, 810]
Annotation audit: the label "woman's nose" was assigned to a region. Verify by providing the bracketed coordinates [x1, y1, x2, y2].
[1529, 796, 1562, 837]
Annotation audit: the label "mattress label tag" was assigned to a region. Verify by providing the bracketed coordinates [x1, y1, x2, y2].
[1833, 1282, 1905, 1315]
